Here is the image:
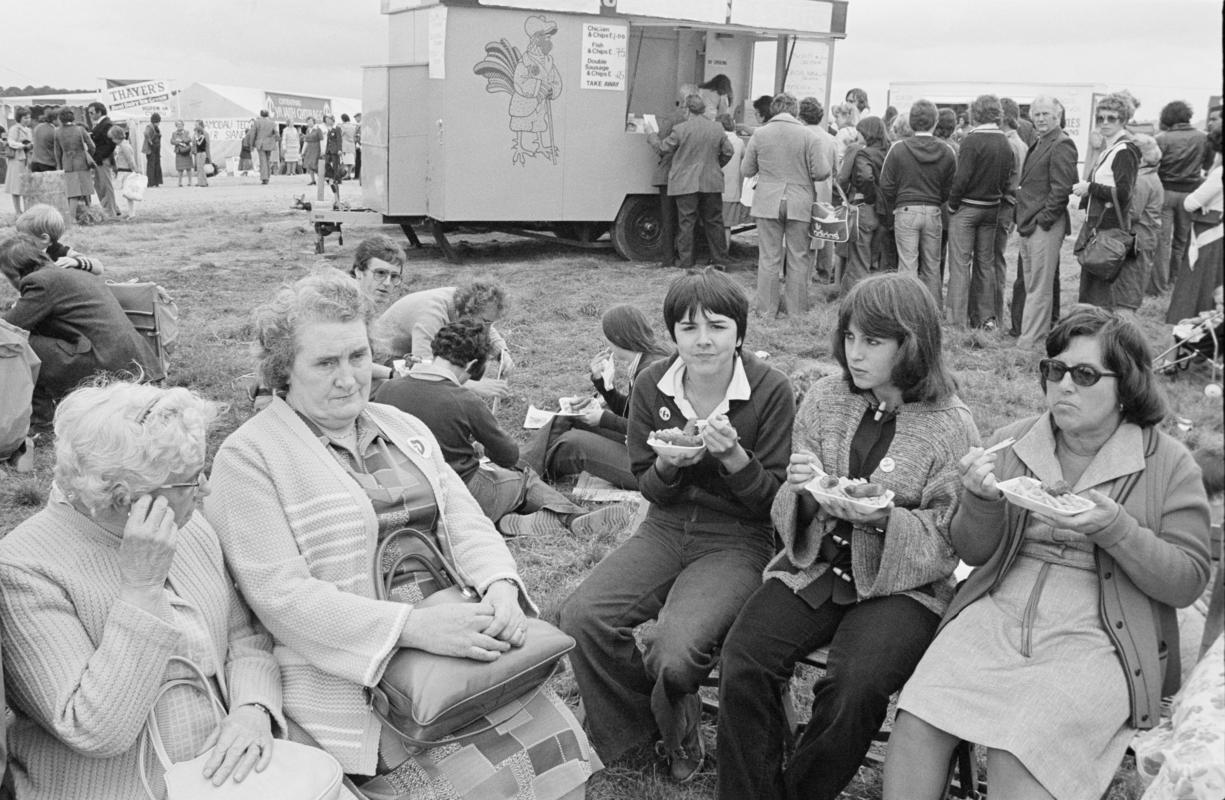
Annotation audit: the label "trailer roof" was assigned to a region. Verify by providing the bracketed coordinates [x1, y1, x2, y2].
[383, 0, 847, 38]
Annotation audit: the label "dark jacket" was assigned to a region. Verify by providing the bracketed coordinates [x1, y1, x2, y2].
[629, 351, 795, 523]
[1015, 126, 1078, 236]
[655, 114, 735, 195]
[879, 134, 957, 209]
[30, 122, 57, 168]
[90, 115, 116, 163]
[946, 415, 1210, 729]
[371, 372, 517, 482]
[1083, 137, 1140, 230]
[651, 108, 688, 187]
[3, 266, 163, 389]
[590, 352, 669, 437]
[948, 124, 1015, 211]
[1155, 123, 1210, 192]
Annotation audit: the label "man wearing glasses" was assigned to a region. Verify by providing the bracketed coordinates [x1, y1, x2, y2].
[1013, 96, 1078, 351]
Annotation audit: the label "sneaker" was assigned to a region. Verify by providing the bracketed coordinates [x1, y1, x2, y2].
[568, 501, 637, 538]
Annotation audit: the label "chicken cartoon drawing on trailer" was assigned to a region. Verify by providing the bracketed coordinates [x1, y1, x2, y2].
[474, 15, 563, 166]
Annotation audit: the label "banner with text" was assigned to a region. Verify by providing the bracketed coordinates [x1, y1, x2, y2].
[103, 79, 173, 114]
[265, 92, 332, 124]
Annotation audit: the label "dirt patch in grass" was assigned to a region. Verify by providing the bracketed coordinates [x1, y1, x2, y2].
[3, 176, 1219, 800]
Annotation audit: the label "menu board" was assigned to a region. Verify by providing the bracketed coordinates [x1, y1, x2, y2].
[581, 23, 628, 91]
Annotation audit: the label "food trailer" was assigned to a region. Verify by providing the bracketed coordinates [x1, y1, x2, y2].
[333, 0, 848, 259]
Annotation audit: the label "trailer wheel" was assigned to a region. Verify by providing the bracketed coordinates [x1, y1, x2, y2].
[611, 195, 663, 262]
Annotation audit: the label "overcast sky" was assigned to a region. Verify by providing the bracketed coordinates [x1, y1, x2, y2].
[3, 1, 1221, 119]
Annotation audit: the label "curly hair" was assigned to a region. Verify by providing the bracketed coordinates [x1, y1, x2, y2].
[798, 97, 825, 126]
[1044, 305, 1166, 427]
[430, 319, 491, 368]
[970, 94, 1002, 125]
[1158, 100, 1193, 129]
[1096, 93, 1135, 124]
[53, 380, 221, 515]
[453, 281, 507, 321]
[832, 273, 956, 404]
[252, 270, 373, 391]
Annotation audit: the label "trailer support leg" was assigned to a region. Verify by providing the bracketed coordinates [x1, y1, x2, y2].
[400, 222, 423, 250]
[430, 220, 459, 262]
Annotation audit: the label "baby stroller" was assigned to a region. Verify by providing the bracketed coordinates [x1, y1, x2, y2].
[1154, 305, 1224, 398]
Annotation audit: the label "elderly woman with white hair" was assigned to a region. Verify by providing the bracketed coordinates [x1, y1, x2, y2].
[206, 270, 597, 799]
[0, 380, 285, 800]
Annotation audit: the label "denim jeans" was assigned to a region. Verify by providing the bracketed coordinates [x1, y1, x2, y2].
[521, 416, 636, 489]
[988, 202, 1015, 323]
[892, 204, 943, 308]
[560, 505, 774, 762]
[716, 580, 939, 800]
[945, 203, 1000, 326]
[840, 204, 878, 295]
[1155, 188, 1191, 294]
[464, 463, 585, 522]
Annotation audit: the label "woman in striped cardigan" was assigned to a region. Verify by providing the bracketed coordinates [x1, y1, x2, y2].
[0, 381, 284, 800]
[206, 270, 596, 799]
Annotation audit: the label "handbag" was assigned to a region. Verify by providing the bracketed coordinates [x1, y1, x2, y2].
[370, 527, 575, 747]
[123, 173, 149, 201]
[1075, 172, 1135, 284]
[810, 180, 858, 246]
[140, 656, 343, 800]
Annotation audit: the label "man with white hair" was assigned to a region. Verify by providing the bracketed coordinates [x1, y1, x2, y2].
[1010, 95, 1077, 350]
[651, 82, 700, 267]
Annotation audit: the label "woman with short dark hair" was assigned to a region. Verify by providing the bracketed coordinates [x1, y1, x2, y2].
[717, 273, 978, 800]
[885, 305, 1211, 800]
[837, 116, 890, 293]
[143, 112, 163, 187]
[562, 269, 795, 784]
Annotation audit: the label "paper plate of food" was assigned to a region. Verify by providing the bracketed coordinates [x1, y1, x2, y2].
[804, 474, 895, 514]
[996, 476, 1094, 517]
[647, 427, 706, 457]
[557, 396, 596, 416]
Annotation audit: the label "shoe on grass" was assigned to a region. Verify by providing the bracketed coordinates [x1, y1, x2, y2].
[569, 501, 637, 538]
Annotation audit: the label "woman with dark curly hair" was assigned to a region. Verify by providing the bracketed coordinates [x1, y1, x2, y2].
[885, 305, 1211, 800]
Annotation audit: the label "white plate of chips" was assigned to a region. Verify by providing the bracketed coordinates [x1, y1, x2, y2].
[804, 474, 895, 514]
[996, 476, 1094, 517]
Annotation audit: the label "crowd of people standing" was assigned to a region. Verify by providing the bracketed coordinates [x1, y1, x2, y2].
[646, 82, 1222, 350]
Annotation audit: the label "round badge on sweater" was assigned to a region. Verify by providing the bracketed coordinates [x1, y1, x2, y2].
[879, 457, 896, 473]
[659, 407, 671, 421]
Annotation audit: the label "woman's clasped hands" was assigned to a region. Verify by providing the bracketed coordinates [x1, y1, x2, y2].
[400, 580, 527, 662]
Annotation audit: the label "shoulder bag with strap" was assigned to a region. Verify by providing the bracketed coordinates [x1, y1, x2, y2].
[1074, 143, 1136, 282]
[369, 527, 574, 748]
[140, 656, 343, 800]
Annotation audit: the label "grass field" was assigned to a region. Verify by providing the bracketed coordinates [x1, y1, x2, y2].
[1, 174, 1220, 799]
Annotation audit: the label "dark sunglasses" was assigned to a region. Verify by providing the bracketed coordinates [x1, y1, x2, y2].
[1039, 359, 1119, 387]
[1095, 113, 1120, 124]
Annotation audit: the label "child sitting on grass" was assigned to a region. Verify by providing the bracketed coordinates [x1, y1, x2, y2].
[15, 204, 104, 274]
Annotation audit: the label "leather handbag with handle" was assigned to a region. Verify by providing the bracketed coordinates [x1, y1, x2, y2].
[1074, 151, 1136, 283]
[140, 656, 343, 800]
[370, 527, 574, 748]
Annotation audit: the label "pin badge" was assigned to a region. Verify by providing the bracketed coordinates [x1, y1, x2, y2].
[659, 407, 671, 421]
[879, 457, 896, 473]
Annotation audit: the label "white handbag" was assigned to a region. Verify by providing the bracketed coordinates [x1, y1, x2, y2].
[140, 657, 343, 800]
[122, 172, 149, 201]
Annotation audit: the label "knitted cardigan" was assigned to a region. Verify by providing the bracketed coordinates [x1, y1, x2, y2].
[0, 501, 282, 800]
[205, 397, 529, 775]
[764, 375, 980, 616]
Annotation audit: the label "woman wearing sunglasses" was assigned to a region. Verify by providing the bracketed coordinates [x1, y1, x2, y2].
[1071, 93, 1143, 312]
[884, 305, 1211, 800]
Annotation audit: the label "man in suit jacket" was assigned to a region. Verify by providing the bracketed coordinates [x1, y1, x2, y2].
[651, 83, 698, 267]
[1010, 95, 1077, 350]
[86, 102, 119, 216]
[742, 92, 831, 316]
[652, 95, 734, 268]
[1, 235, 162, 434]
[251, 110, 280, 184]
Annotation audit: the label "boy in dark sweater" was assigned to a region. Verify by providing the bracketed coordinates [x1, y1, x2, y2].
[371, 320, 633, 538]
[879, 99, 956, 307]
[945, 94, 1016, 329]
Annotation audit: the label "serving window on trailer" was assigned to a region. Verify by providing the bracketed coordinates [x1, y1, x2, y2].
[365, 0, 846, 260]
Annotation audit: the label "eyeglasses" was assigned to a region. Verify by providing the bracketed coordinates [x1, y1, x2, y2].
[157, 473, 207, 491]
[1095, 113, 1120, 124]
[1039, 359, 1119, 387]
[370, 268, 401, 285]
